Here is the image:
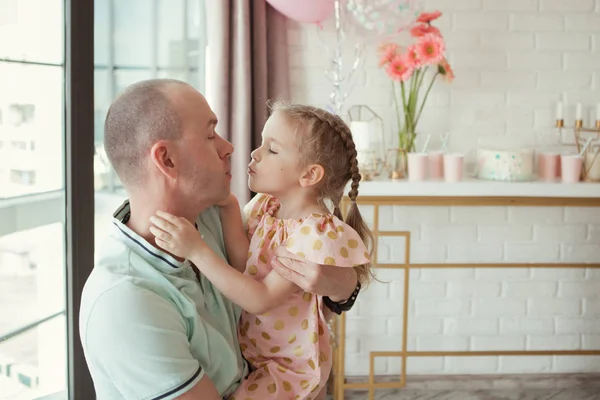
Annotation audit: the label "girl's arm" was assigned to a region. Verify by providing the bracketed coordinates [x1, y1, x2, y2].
[191, 248, 298, 315]
[150, 211, 298, 315]
[217, 194, 249, 272]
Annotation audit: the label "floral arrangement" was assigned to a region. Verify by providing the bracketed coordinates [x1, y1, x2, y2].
[378, 10, 454, 152]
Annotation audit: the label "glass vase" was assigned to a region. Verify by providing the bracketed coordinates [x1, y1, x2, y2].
[386, 148, 408, 180]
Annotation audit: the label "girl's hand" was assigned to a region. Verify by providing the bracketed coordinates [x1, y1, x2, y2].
[149, 211, 207, 260]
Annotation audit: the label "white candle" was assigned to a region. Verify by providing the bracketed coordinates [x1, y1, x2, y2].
[350, 121, 370, 151]
[575, 102, 583, 120]
[556, 101, 563, 119]
[596, 102, 600, 121]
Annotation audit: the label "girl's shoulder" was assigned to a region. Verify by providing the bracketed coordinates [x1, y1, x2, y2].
[244, 194, 279, 236]
[243, 194, 278, 219]
[286, 213, 370, 267]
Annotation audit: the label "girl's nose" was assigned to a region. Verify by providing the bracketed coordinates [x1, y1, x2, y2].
[251, 148, 260, 162]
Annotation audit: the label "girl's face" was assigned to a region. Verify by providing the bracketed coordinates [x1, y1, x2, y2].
[248, 112, 303, 196]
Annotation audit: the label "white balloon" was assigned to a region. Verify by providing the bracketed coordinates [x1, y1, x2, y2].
[345, 0, 423, 41]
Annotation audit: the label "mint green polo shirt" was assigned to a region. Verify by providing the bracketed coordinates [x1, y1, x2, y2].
[80, 201, 248, 399]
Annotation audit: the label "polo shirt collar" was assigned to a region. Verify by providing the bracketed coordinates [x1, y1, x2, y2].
[111, 200, 188, 271]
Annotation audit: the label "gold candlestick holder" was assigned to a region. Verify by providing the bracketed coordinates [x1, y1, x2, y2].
[556, 118, 600, 154]
[556, 118, 600, 181]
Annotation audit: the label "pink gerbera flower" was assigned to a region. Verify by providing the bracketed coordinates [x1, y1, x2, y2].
[378, 42, 399, 67]
[410, 22, 441, 38]
[415, 33, 445, 65]
[406, 44, 421, 68]
[438, 57, 455, 82]
[417, 10, 442, 24]
[386, 54, 415, 82]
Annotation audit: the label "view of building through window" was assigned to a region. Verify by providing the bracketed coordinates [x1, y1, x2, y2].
[0, 1, 206, 398]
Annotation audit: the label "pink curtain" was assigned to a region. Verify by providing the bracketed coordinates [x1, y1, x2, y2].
[206, 0, 290, 204]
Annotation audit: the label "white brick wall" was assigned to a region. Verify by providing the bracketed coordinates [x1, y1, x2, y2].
[343, 205, 600, 376]
[286, 0, 600, 377]
[288, 0, 600, 154]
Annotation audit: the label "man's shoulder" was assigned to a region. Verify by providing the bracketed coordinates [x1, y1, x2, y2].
[79, 267, 183, 358]
[80, 266, 154, 328]
[81, 237, 167, 329]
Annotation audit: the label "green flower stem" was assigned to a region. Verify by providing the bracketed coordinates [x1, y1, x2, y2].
[395, 66, 440, 152]
[400, 80, 409, 149]
[392, 81, 403, 145]
[414, 71, 440, 128]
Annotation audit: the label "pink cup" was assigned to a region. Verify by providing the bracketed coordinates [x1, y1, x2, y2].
[428, 151, 444, 180]
[560, 154, 583, 183]
[443, 153, 464, 182]
[407, 152, 428, 181]
[537, 152, 559, 181]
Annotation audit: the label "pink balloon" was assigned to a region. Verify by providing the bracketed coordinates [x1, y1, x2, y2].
[267, 0, 335, 23]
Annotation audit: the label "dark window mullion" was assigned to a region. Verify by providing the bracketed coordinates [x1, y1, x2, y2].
[65, 0, 95, 398]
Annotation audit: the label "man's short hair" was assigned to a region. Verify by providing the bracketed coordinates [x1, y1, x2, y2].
[103, 79, 187, 185]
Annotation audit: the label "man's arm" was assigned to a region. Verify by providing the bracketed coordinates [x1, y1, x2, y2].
[176, 376, 220, 400]
[271, 247, 360, 310]
[83, 283, 219, 400]
[218, 194, 250, 272]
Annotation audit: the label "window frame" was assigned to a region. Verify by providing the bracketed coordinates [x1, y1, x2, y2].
[65, 0, 95, 397]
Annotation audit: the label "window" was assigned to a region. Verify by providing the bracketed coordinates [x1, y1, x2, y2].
[0, 0, 67, 398]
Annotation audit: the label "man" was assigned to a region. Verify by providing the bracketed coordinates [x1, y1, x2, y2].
[80, 79, 360, 400]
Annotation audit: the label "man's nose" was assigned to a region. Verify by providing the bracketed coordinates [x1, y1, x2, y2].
[219, 136, 234, 158]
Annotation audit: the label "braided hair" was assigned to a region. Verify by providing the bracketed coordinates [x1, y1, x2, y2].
[270, 101, 374, 285]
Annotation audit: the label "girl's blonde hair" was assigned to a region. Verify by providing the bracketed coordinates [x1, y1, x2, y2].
[270, 101, 374, 285]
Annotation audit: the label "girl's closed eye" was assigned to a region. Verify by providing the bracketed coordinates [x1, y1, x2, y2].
[268, 147, 278, 154]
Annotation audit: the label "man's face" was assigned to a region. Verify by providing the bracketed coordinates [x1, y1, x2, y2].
[248, 112, 302, 196]
[168, 86, 234, 209]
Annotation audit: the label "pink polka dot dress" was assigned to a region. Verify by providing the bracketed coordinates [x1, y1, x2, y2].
[231, 194, 370, 400]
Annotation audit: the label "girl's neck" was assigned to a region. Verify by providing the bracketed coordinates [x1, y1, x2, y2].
[274, 190, 324, 220]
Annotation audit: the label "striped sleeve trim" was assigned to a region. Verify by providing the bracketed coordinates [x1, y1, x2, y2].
[151, 365, 203, 400]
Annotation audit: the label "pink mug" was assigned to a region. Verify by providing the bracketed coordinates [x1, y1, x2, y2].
[560, 154, 583, 183]
[443, 153, 464, 182]
[428, 151, 444, 180]
[407, 152, 428, 181]
[537, 152, 559, 181]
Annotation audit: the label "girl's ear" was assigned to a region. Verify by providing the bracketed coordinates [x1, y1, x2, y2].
[299, 163, 324, 187]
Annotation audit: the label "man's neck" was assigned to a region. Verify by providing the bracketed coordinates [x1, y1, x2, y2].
[125, 198, 200, 256]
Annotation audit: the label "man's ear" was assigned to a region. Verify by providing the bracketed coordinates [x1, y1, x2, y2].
[299, 163, 324, 188]
[150, 140, 177, 180]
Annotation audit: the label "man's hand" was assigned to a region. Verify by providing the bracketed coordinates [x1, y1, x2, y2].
[271, 247, 358, 302]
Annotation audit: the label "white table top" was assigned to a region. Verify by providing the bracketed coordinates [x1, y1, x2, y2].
[354, 178, 600, 198]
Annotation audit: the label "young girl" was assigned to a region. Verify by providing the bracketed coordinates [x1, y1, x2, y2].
[150, 103, 373, 400]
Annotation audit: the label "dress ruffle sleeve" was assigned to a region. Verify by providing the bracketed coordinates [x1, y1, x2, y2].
[243, 194, 278, 236]
[285, 214, 371, 267]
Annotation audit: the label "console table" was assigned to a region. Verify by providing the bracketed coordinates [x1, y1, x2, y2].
[333, 179, 600, 400]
